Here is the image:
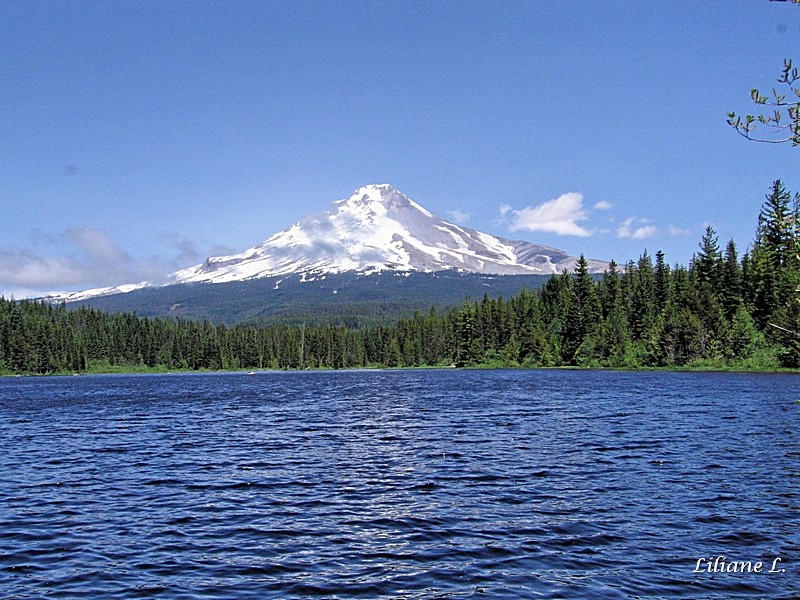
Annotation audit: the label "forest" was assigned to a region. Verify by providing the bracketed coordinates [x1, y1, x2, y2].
[1, 180, 798, 375]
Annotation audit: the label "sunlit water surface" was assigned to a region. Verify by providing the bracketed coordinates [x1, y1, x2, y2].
[0, 369, 798, 599]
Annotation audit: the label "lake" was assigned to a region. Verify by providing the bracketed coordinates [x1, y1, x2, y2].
[0, 369, 797, 599]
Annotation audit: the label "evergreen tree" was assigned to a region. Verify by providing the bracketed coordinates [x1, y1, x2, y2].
[720, 239, 743, 319]
[456, 302, 480, 367]
[626, 252, 656, 341]
[1, 180, 798, 376]
[693, 226, 722, 289]
[600, 260, 621, 318]
[655, 306, 704, 366]
[759, 180, 795, 269]
[748, 181, 800, 326]
[654, 250, 671, 312]
[561, 255, 600, 364]
[728, 304, 763, 361]
[689, 228, 727, 356]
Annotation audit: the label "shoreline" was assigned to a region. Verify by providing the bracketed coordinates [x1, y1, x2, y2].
[2, 362, 798, 378]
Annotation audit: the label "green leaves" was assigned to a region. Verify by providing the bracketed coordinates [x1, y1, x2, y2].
[730, 59, 800, 145]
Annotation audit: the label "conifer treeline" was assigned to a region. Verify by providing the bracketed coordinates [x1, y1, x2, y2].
[1, 180, 798, 375]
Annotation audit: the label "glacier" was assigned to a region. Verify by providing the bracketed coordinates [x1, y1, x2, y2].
[174, 184, 607, 283]
[49, 184, 607, 302]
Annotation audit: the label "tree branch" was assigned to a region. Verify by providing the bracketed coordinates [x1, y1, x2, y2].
[728, 59, 800, 145]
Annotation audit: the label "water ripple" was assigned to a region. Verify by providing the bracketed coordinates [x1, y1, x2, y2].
[0, 369, 798, 598]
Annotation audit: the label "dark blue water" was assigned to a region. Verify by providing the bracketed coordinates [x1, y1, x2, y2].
[0, 370, 797, 599]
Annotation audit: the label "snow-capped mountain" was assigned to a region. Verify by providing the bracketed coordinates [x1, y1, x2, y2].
[52, 184, 606, 302]
[175, 184, 606, 283]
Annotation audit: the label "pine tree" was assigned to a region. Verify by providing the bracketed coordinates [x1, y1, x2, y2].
[693, 226, 722, 289]
[759, 180, 795, 269]
[728, 304, 763, 360]
[655, 306, 704, 366]
[627, 252, 656, 341]
[748, 181, 799, 326]
[654, 250, 671, 312]
[720, 239, 743, 320]
[456, 303, 480, 367]
[561, 255, 600, 364]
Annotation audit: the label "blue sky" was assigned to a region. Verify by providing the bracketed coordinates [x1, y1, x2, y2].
[2, 0, 799, 297]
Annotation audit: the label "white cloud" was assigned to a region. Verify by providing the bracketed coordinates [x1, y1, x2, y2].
[0, 286, 55, 300]
[506, 192, 591, 237]
[63, 227, 130, 264]
[447, 210, 470, 224]
[499, 203, 512, 217]
[156, 231, 205, 269]
[617, 217, 657, 240]
[633, 226, 657, 240]
[669, 225, 692, 236]
[593, 200, 613, 210]
[0, 250, 84, 288]
[0, 227, 211, 296]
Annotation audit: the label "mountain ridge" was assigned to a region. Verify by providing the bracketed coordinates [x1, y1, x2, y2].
[50, 184, 607, 303]
[175, 184, 606, 283]
[63, 271, 559, 327]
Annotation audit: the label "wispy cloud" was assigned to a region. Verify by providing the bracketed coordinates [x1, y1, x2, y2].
[504, 192, 591, 237]
[593, 200, 613, 210]
[0, 227, 211, 297]
[617, 217, 657, 240]
[447, 210, 470, 224]
[0, 227, 135, 291]
[0, 250, 85, 288]
[156, 231, 206, 269]
[64, 226, 132, 271]
[669, 225, 692, 236]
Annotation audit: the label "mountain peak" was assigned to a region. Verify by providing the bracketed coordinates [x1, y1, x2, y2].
[354, 183, 395, 194]
[52, 185, 609, 301]
[167, 184, 607, 284]
[336, 184, 435, 221]
[338, 184, 409, 210]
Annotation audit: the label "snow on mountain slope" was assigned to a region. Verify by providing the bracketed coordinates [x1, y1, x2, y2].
[46, 282, 151, 303]
[173, 184, 607, 284]
[46, 184, 607, 303]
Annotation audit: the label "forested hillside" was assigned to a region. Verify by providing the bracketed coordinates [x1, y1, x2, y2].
[2, 181, 798, 374]
[64, 271, 554, 327]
